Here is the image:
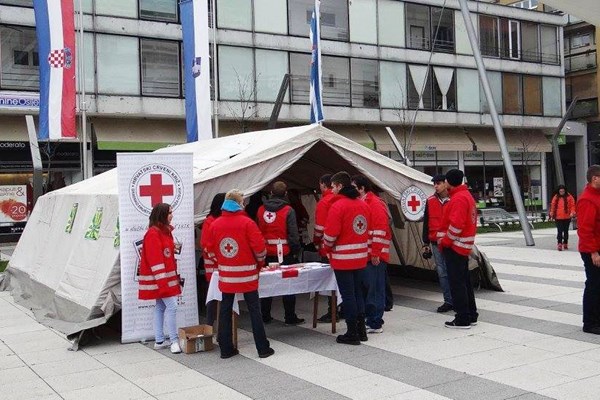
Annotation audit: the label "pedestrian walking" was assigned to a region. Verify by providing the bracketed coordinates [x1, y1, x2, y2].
[549, 185, 576, 251]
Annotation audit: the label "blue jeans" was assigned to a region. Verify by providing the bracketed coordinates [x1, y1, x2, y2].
[334, 269, 366, 335]
[432, 245, 452, 305]
[155, 296, 179, 343]
[365, 261, 386, 329]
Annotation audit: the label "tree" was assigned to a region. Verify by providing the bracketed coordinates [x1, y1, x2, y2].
[516, 129, 542, 215]
[389, 84, 414, 166]
[225, 69, 259, 133]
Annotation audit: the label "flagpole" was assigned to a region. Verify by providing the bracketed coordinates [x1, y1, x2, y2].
[211, 0, 219, 138]
[78, 0, 88, 179]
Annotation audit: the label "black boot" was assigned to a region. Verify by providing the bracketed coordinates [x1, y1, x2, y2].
[336, 319, 360, 345]
[357, 317, 368, 342]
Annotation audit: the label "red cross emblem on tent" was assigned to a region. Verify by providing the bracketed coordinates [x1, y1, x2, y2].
[400, 185, 427, 222]
[139, 173, 174, 206]
[220, 238, 239, 258]
[263, 210, 276, 224]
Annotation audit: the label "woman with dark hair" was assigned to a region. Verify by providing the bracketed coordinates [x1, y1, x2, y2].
[550, 185, 576, 251]
[138, 202, 182, 353]
[200, 193, 225, 326]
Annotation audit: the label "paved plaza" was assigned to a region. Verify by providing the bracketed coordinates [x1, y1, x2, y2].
[1, 228, 600, 399]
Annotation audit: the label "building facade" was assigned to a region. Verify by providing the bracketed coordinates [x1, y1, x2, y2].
[0, 0, 574, 227]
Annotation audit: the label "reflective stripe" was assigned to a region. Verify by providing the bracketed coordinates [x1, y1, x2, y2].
[256, 250, 267, 258]
[139, 284, 158, 290]
[313, 232, 323, 238]
[138, 275, 155, 282]
[204, 259, 214, 265]
[436, 232, 445, 238]
[453, 241, 474, 250]
[372, 230, 388, 236]
[314, 225, 324, 231]
[323, 234, 337, 242]
[150, 263, 165, 272]
[331, 252, 369, 260]
[219, 264, 257, 272]
[207, 252, 216, 258]
[267, 239, 288, 244]
[334, 243, 368, 251]
[167, 280, 179, 287]
[205, 267, 216, 273]
[448, 225, 462, 234]
[220, 274, 259, 283]
[372, 238, 390, 245]
[155, 271, 177, 280]
[447, 232, 475, 243]
[381, 248, 390, 253]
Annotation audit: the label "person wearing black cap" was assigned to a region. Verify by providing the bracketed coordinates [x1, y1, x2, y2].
[422, 174, 452, 313]
[439, 169, 478, 329]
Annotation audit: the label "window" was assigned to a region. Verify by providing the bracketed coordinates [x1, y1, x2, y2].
[141, 39, 180, 97]
[540, 25, 558, 64]
[523, 75, 542, 115]
[503, 73, 522, 114]
[289, 53, 350, 106]
[431, 7, 454, 53]
[407, 65, 432, 109]
[0, 26, 38, 90]
[406, 3, 430, 50]
[288, 0, 349, 41]
[379, 61, 406, 108]
[218, 46, 254, 101]
[289, 53, 310, 104]
[433, 67, 456, 110]
[541, 77, 560, 116]
[479, 15, 499, 57]
[349, 0, 377, 44]
[97, 34, 140, 95]
[500, 19, 520, 59]
[571, 33, 591, 49]
[378, 0, 404, 47]
[480, 71, 502, 113]
[255, 49, 288, 102]
[96, 0, 137, 18]
[254, 0, 287, 34]
[0, 0, 32, 5]
[140, 0, 178, 22]
[521, 22, 540, 62]
[217, 0, 252, 31]
[351, 58, 379, 108]
[75, 32, 95, 93]
[457, 69, 479, 112]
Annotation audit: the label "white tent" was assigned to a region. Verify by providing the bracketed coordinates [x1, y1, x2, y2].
[4, 125, 499, 337]
[542, 0, 600, 27]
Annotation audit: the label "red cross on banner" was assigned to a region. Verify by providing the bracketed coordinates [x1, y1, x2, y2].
[407, 195, 421, 212]
[139, 174, 174, 206]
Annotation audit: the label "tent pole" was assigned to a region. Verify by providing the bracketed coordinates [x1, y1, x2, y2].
[457, 0, 534, 246]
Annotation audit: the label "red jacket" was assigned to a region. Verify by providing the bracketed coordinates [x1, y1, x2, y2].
[550, 194, 576, 220]
[313, 189, 339, 255]
[423, 194, 449, 243]
[323, 195, 370, 270]
[257, 204, 292, 257]
[364, 192, 391, 262]
[204, 210, 267, 293]
[138, 225, 181, 300]
[439, 185, 477, 256]
[577, 184, 600, 253]
[200, 215, 216, 282]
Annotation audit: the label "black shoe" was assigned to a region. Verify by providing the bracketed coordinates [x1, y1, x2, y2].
[285, 317, 305, 325]
[357, 320, 368, 342]
[444, 320, 471, 329]
[258, 347, 275, 358]
[317, 312, 339, 323]
[220, 349, 239, 359]
[384, 306, 393, 312]
[336, 333, 360, 345]
[583, 326, 600, 335]
[471, 315, 478, 326]
[437, 303, 453, 313]
[262, 316, 273, 324]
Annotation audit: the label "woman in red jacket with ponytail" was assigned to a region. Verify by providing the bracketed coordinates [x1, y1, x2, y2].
[550, 185, 576, 251]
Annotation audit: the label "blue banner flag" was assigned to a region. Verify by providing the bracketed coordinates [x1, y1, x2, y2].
[309, 0, 324, 124]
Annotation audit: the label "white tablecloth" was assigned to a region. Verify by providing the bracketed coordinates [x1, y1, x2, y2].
[206, 263, 341, 314]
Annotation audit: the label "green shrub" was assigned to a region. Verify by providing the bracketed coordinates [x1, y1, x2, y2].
[0, 260, 7, 273]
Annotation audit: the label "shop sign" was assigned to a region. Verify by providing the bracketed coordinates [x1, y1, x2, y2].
[0, 92, 40, 109]
[464, 151, 483, 161]
[413, 151, 435, 161]
[493, 177, 504, 197]
[0, 185, 28, 223]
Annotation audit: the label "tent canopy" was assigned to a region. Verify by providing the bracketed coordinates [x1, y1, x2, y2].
[541, 0, 600, 27]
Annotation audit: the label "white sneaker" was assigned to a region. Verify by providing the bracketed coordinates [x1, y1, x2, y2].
[170, 341, 182, 354]
[153, 340, 170, 350]
[367, 327, 383, 334]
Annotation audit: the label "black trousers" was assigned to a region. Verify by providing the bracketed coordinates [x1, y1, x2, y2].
[444, 247, 478, 325]
[335, 268, 366, 335]
[555, 219, 571, 244]
[261, 254, 299, 322]
[384, 267, 394, 309]
[582, 253, 600, 329]
[218, 290, 270, 355]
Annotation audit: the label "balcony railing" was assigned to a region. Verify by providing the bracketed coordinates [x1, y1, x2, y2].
[569, 98, 599, 119]
[565, 51, 597, 73]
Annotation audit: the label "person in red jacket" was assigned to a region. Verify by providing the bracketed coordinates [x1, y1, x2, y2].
[439, 169, 478, 329]
[204, 189, 275, 359]
[138, 202, 182, 354]
[257, 181, 304, 325]
[550, 185, 576, 251]
[422, 174, 452, 313]
[199, 192, 225, 327]
[577, 165, 600, 335]
[323, 171, 370, 345]
[351, 174, 391, 334]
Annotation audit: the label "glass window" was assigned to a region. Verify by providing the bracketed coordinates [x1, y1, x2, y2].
[255, 49, 288, 102]
[254, 0, 287, 34]
[96, 0, 137, 18]
[351, 58, 378, 108]
[540, 25, 558, 64]
[523, 76, 542, 115]
[140, 0, 178, 22]
[378, 0, 404, 47]
[0, 26, 38, 90]
[455, 10, 475, 55]
[379, 61, 406, 109]
[571, 33, 591, 49]
[217, 0, 252, 31]
[480, 71, 502, 113]
[503, 73, 522, 114]
[349, 0, 377, 44]
[457, 69, 479, 112]
[406, 3, 430, 50]
[75, 0, 93, 13]
[542, 76, 562, 116]
[322, 56, 350, 106]
[218, 46, 254, 101]
[0, 0, 32, 5]
[141, 39, 180, 97]
[407, 65, 432, 109]
[479, 15, 499, 57]
[75, 32, 95, 94]
[290, 53, 310, 104]
[97, 34, 140, 95]
[500, 19, 520, 59]
[288, 0, 349, 41]
[433, 67, 455, 110]
[431, 7, 454, 53]
[521, 22, 539, 62]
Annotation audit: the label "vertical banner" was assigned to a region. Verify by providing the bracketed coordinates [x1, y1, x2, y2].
[33, 0, 77, 140]
[309, 0, 324, 124]
[117, 153, 198, 343]
[180, 0, 213, 142]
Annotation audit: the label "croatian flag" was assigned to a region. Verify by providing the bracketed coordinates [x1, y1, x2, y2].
[309, 0, 324, 124]
[180, 0, 213, 142]
[33, 0, 77, 140]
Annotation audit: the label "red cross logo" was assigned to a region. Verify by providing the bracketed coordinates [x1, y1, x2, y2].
[224, 242, 234, 253]
[139, 174, 174, 206]
[263, 210, 276, 223]
[357, 219, 364, 230]
[407, 195, 421, 212]
[353, 215, 367, 235]
[220, 238, 238, 258]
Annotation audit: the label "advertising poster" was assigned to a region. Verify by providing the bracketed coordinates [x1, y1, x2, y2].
[0, 185, 28, 223]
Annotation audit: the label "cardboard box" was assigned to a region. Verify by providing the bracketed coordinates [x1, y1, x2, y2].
[178, 324, 214, 354]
